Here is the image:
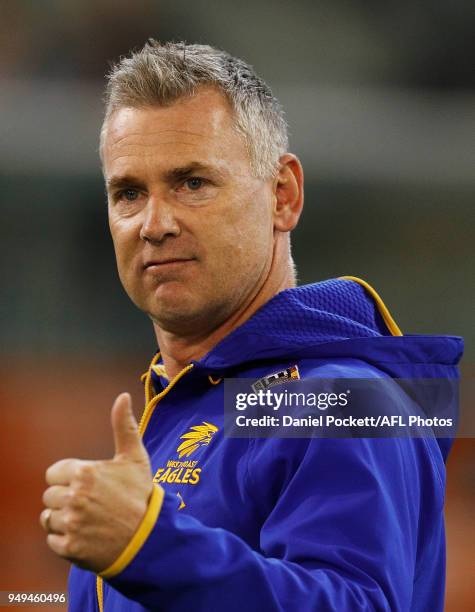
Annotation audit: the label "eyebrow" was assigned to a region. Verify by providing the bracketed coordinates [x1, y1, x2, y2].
[106, 175, 146, 192]
[106, 162, 227, 192]
[164, 162, 225, 182]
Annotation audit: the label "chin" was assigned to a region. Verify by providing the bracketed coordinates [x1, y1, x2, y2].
[147, 285, 201, 325]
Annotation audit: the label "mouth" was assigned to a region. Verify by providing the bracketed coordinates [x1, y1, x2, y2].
[143, 258, 195, 271]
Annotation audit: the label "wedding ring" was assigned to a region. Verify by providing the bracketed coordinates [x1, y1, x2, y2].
[43, 508, 53, 532]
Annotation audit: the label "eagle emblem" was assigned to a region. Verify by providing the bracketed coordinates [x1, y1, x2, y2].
[176, 421, 218, 459]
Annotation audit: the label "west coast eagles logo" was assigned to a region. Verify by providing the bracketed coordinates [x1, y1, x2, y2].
[177, 421, 219, 458]
[153, 421, 219, 490]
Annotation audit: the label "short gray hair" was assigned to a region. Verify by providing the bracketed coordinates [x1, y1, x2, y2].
[101, 40, 289, 178]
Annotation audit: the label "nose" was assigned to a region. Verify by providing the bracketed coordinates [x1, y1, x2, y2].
[140, 196, 181, 244]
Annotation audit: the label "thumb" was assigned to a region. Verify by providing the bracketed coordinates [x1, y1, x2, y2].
[111, 392, 148, 462]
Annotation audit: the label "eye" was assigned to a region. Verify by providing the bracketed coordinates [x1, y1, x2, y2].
[121, 189, 139, 201]
[185, 177, 204, 191]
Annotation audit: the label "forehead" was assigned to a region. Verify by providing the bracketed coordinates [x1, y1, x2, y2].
[102, 88, 250, 177]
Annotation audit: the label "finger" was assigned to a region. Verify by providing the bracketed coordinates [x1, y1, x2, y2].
[39, 508, 51, 532]
[111, 392, 148, 462]
[40, 508, 65, 534]
[43, 485, 71, 509]
[46, 458, 85, 486]
[46, 533, 71, 559]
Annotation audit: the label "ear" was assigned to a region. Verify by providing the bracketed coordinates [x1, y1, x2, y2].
[272, 154, 304, 232]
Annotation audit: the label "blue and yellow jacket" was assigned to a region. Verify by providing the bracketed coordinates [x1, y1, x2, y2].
[68, 277, 463, 611]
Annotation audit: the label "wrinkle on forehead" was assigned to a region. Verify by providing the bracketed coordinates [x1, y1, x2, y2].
[109, 129, 211, 150]
[106, 92, 234, 140]
[107, 141, 207, 165]
[102, 92, 251, 177]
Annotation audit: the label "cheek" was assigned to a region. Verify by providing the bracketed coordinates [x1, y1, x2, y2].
[109, 222, 139, 280]
[204, 207, 273, 279]
[233, 200, 274, 253]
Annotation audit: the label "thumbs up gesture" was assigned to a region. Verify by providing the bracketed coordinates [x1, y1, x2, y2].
[40, 393, 154, 573]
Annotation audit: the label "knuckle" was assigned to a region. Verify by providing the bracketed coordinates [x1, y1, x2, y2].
[63, 510, 81, 534]
[69, 491, 87, 511]
[46, 458, 74, 482]
[65, 536, 83, 559]
[61, 534, 74, 557]
[75, 462, 95, 485]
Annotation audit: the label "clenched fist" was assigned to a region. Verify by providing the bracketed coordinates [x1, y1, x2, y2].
[40, 393, 154, 573]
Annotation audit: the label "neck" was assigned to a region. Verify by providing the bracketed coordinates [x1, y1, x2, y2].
[153, 252, 295, 379]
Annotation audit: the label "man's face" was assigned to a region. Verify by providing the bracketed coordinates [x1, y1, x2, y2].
[103, 88, 276, 335]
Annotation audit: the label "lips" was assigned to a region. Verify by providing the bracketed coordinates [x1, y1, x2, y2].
[143, 258, 195, 269]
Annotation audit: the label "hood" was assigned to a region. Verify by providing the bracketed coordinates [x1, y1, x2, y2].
[195, 277, 463, 460]
[197, 277, 463, 378]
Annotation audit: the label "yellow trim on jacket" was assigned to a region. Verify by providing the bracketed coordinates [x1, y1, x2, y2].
[96, 575, 103, 612]
[99, 484, 165, 580]
[96, 359, 193, 610]
[338, 276, 403, 336]
[139, 363, 194, 435]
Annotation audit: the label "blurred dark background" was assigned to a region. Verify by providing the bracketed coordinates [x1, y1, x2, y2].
[0, 1, 473, 610]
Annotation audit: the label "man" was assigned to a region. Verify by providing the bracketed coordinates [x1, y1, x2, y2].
[40, 41, 462, 611]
